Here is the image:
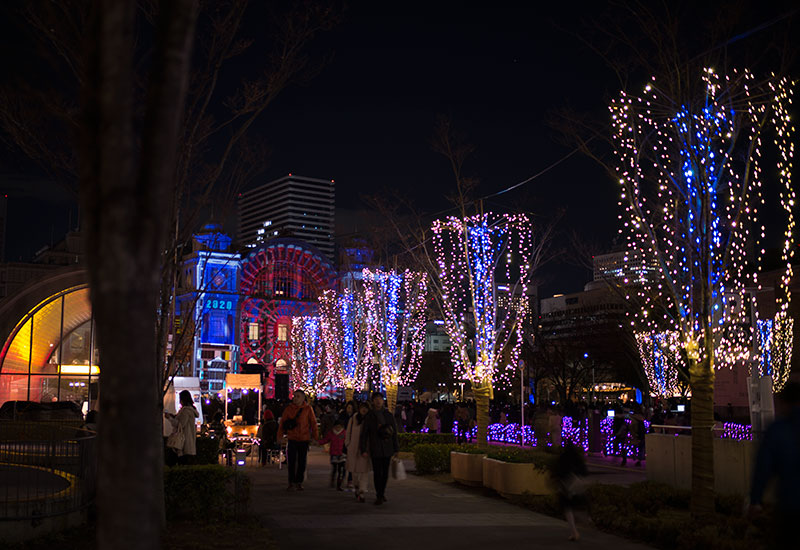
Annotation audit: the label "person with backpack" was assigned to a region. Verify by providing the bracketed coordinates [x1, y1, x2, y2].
[278, 389, 318, 491]
[359, 392, 399, 505]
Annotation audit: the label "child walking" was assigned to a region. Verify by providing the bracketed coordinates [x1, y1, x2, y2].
[319, 420, 347, 490]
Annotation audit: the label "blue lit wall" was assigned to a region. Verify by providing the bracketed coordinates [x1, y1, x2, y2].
[198, 260, 238, 345]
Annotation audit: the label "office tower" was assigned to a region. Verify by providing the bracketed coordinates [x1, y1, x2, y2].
[239, 174, 335, 260]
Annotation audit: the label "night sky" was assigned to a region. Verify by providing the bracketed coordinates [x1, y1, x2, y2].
[1, 1, 797, 295]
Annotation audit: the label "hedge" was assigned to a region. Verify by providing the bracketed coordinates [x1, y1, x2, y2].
[484, 447, 556, 471]
[398, 432, 456, 451]
[164, 465, 250, 522]
[412, 443, 483, 474]
[412, 443, 558, 475]
[585, 482, 770, 550]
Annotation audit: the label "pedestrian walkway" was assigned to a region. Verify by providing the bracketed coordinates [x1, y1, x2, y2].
[247, 447, 653, 549]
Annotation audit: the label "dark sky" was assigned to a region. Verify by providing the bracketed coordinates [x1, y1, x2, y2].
[1, 1, 796, 295]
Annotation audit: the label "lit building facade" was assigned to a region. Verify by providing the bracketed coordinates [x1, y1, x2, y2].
[239, 238, 336, 399]
[175, 225, 241, 393]
[239, 174, 336, 261]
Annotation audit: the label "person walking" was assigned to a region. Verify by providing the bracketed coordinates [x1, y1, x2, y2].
[278, 389, 318, 491]
[165, 390, 199, 465]
[554, 443, 588, 541]
[346, 401, 372, 502]
[359, 392, 399, 505]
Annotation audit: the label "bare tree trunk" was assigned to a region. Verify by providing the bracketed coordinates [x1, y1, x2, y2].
[689, 344, 715, 516]
[385, 384, 398, 414]
[474, 383, 491, 446]
[80, 1, 198, 549]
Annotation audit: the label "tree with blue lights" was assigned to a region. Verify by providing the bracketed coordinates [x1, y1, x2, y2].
[290, 316, 327, 397]
[431, 212, 536, 446]
[320, 288, 371, 401]
[611, 68, 795, 515]
[363, 268, 428, 412]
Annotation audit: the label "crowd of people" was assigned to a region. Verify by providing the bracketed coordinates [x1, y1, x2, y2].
[267, 389, 400, 505]
[159, 383, 800, 543]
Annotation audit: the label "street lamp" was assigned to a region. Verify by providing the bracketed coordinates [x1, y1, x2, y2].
[518, 359, 525, 446]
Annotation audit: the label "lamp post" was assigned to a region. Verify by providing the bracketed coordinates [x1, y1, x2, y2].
[519, 359, 525, 446]
[585, 353, 594, 404]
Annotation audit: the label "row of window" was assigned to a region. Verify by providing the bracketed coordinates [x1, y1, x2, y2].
[246, 323, 288, 342]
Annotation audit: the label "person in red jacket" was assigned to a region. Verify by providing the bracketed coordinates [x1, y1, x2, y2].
[278, 389, 319, 491]
[318, 420, 347, 490]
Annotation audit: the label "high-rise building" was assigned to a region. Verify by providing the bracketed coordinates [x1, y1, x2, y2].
[238, 174, 335, 261]
[592, 249, 659, 286]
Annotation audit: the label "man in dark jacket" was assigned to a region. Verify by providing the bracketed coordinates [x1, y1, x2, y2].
[359, 392, 399, 505]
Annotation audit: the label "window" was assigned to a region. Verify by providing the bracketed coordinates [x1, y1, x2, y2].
[248, 323, 259, 341]
[277, 324, 288, 342]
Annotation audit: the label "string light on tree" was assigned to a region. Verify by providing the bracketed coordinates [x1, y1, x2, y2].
[611, 68, 794, 515]
[634, 331, 684, 397]
[431, 212, 535, 446]
[320, 288, 371, 401]
[290, 316, 327, 397]
[362, 268, 428, 412]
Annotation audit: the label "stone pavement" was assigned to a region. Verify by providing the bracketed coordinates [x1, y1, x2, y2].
[247, 447, 653, 550]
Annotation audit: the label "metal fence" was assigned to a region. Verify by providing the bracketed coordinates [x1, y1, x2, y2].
[0, 421, 96, 520]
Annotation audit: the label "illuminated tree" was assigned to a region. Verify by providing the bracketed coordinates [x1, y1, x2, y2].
[431, 212, 534, 446]
[290, 316, 327, 397]
[611, 68, 795, 515]
[320, 288, 371, 401]
[363, 268, 428, 412]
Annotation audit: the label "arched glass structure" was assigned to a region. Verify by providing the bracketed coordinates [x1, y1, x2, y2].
[0, 285, 98, 410]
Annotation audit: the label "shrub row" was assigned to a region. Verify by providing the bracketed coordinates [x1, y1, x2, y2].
[164, 465, 250, 522]
[412, 443, 483, 474]
[412, 443, 556, 475]
[484, 447, 555, 471]
[585, 482, 769, 550]
[398, 432, 455, 451]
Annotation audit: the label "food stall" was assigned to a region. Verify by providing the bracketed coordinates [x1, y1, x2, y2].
[223, 374, 262, 462]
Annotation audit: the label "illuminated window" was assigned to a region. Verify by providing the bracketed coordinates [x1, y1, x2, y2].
[248, 323, 259, 341]
[277, 324, 288, 342]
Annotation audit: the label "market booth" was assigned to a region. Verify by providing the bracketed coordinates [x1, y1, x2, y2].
[224, 373, 261, 436]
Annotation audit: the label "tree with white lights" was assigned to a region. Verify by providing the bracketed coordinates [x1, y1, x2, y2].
[363, 268, 428, 412]
[320, 288, 371, 401]
[290, 316, 327, 397]
[611, 68, 795, 515]
[431, 212, 536, 446]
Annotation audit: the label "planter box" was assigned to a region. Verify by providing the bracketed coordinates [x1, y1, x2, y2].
[645, 434, 759, 496]
[482, 457, 553, 497]
[450, 452, 486, 486]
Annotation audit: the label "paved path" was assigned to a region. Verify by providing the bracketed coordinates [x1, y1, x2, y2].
[247, 447, 653, 550]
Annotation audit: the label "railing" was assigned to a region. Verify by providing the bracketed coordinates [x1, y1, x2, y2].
[0, 421, 96, 520]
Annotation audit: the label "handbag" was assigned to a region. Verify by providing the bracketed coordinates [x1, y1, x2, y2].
[282, 409, 303, 431]
[167, 419, 185, 452]
[391, 456, 406, 480]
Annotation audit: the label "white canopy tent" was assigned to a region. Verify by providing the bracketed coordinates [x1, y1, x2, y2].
[224, 373, 262, 422]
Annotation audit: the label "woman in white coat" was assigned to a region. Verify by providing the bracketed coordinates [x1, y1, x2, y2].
[166, 390, 199, 465]
[345, 402, 372, 502]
